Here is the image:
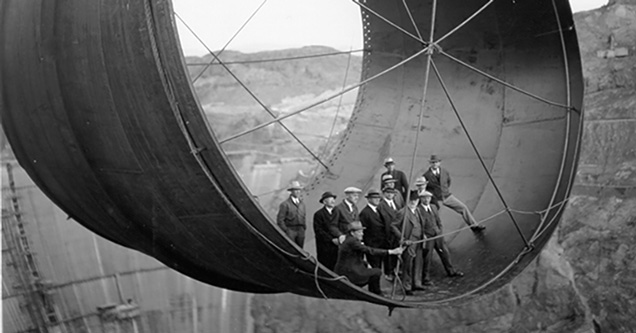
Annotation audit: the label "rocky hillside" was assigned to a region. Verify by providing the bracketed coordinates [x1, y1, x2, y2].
[248, 1, 636, 332]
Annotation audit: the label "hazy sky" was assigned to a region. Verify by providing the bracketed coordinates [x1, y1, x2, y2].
[173, 0, 608, 56]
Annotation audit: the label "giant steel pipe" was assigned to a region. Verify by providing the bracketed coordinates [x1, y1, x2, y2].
[0, 0, 582, 307]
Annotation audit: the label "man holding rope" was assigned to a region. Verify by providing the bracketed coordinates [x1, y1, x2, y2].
[391, 190, 426, 295]
[418, 190, 464, 285]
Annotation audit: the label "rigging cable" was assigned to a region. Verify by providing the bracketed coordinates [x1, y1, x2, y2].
[219, 45, 433, 143]
[320, 45, 355, 159]
[184, 0, 269, 84]
[174, 13, 331, 171]
[392, 0, 438, 299]
[430, 59, 532, 248]
[186, 49, 366, 66]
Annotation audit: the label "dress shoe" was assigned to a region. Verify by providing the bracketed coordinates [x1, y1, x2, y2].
[405, 290, 414, 296]
[422, 280, 433, 286]
[412, 285, 425, 291]
[471, 224, 486, 232]
[449, 271, 464, 278]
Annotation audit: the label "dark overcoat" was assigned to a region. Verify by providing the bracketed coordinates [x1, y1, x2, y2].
[334, 235, 387, 286]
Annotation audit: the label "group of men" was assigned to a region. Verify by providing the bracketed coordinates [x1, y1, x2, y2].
[275, 155, 485, 296]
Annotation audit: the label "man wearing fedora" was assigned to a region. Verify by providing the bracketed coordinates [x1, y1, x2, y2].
[358, 189, 389, 279]
[381, 157, 409, 201]
[276, 181, 306, 247]
[381, 174, 405, 208]
[418, 190, 464, 282]
[334, 221, 404, 296]
[313, 191, 345, 270]
[391, 190, 426, 294]
[423, 154, 485, 232]
[378, 186, 400, 280]
[336, 187, 362, 234]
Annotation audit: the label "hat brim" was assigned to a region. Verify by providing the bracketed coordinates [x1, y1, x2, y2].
[287, 187, 303, 191]
[319, 195, 336, 203]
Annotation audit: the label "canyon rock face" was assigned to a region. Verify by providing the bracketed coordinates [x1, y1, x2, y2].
[250, 1, 636, 332]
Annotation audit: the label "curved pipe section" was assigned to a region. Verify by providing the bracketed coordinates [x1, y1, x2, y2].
[1, 0, 582, 306]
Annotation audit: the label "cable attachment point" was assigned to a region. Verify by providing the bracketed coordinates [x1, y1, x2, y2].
[426, 43, 442, 55]
[190, 147, 205, 155]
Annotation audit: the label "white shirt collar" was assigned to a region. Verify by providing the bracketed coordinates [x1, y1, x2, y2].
[368, 203, 378, 213]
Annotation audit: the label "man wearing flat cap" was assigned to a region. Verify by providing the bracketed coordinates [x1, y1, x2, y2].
[334, 221, 404, 296]
[380, 157, 409, 200]
[336, 186, 362, 233]
[313, 191, 344, 270]
[276, 181, 306, 247]
[423, 154, 485, 232]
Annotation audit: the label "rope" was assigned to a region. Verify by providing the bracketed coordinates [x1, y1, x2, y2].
[409, 209, 506, 245]
[175, 13, 331, 171]
[220, 45, 432, 143]
[181, 0, 269, 83]
[430, 59, 531, 248]
[391, 0, 439, 300]
[186, 49, 366, 66]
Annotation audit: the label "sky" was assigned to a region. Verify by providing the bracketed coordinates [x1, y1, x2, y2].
[173, 0, 609, 56]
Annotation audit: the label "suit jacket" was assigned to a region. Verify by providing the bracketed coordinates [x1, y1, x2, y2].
[276, 196, 306, 230]
[335, 200, 359, 233]
[391, 206, 424, 241]
[334, 235, 388, 285]
[381, 169, 409, 198]
[313, 206, 342, 244]
[359, 205, 387, 248]
[418, 204, 442, 237]
[378, 199, 399, 244]
[423, 167, 452, 202]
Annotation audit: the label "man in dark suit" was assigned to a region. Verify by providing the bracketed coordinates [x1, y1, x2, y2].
[358, 189, 387, 278]
[334, 221, 404, 296]
[423, 154, 485, 232]
[391, 190, 425, 294]
[313, 191, 344, 270]
[378, 186, 400, 280]
[418, 190, 464, 284]
[276, 181, 306, 247]
[381, 157, 409, 200]
[335, 186, 362, 233]
[380, 174, 405, 209]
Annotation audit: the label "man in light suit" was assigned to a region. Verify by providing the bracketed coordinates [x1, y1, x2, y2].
[313, 191, 345, 270]
[335, 187, 362, 234]
[276, 181, 306, 247]
[423, 154, 485, 232]
[418, 190, 464, 283]
[391, 190, 425, 294]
